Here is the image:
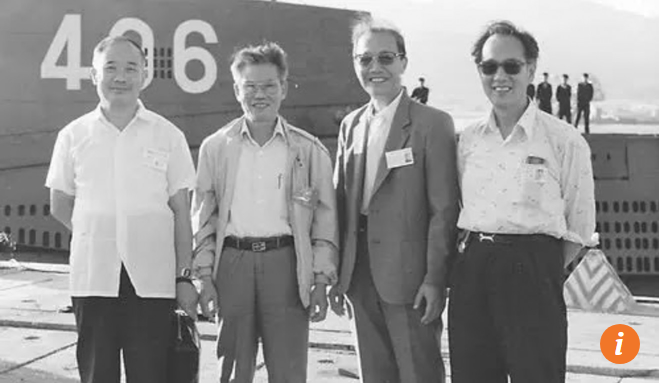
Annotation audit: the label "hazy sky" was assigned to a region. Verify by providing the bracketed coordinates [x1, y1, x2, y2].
[279, 0, 659, 107]
[283, 0, 659, 18]
[587, 0, 659, 17]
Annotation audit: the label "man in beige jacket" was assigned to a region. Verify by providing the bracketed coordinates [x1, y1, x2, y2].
[191, 42, 338, 383]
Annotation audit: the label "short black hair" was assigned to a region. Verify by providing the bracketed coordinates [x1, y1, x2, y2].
[93, 35, 146, 67]
[419, 77, 425, 82]
[543, 72, 548, 76]
[583, 73, 589, 78]
[471, 20, 539, 64]
[563, 74, 569, 79]
[351, 15, 406, 56]
[230, 41, 288, 82]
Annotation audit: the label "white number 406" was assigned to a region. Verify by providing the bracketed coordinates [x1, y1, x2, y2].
[40, 14, 218, 94]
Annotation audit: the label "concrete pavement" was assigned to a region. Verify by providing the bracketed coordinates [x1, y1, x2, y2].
[1, 260, 658, 382]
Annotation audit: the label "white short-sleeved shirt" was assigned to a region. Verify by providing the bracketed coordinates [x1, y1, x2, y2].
[46, 102, 196, 298]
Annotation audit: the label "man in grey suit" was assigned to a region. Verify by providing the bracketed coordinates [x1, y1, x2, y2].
[330, 16, 460, 383]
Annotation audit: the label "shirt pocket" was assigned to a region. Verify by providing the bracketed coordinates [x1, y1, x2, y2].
[519, 163, 548, 208]
[137, 147, 169, 190]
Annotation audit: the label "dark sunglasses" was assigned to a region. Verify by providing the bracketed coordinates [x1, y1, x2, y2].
[353, 52, 405, 67]
[478, 59, 527, 75]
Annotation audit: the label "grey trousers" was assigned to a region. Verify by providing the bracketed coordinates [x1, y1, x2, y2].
[214, 245, 309, 383]
[347, 231, 445, 383]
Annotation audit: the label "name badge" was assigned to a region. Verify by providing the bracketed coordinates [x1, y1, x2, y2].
[143, 148, 169, 172]
[385, 148, 414, 169]
[523, 163, 548, 183]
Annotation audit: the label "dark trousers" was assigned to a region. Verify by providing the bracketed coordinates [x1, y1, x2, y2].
[71, 265, 175, 383]
[575, 104, 590, 133]
[558, 104, 572, 123]
[346, 217, 445, 383]
[215, 245, 309, 383]
[448, 234, 567, 383]
[539, 101, 552, 114]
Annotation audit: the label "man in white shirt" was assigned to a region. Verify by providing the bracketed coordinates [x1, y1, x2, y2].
[46, 36, 197, 383]
[192, 42, 338, 383]
[449, 21, 596, 383]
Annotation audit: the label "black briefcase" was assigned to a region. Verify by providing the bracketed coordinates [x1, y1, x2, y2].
[167, 311, 201, 383]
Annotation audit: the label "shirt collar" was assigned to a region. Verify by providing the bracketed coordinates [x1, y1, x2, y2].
[93, 99, 151, 126]
[240, 117, 287, 145]
[483, 98, 538, 140]
[363, 89, 404, 125]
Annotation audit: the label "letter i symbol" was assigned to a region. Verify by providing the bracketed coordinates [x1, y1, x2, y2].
[615, 332, 624, 356]
[601, 324, 639, 364]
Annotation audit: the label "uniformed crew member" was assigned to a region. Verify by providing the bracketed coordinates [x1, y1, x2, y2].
[537, 71, 553, 113]
[556, 74, 572, 123]
[526, 83, 536, 100]
[411, 76, 430, 104]
[575, 73, 594, 134]
[449, 21, 596, 383]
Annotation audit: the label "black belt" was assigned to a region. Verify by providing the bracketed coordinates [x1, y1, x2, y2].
[224, 235, 294, 252]
[471, 231, 555, 245]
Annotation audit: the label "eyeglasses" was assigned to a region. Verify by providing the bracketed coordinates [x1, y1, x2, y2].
[477, 59, 527, 76]
[353, 52, 405, 67]
[238, 81, 281, 95]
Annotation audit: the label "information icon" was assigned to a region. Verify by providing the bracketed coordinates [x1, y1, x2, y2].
[600, 324, 640, 364]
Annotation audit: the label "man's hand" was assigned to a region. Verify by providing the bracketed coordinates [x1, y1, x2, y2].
[413, 283, 446, 325]
[328, 285, 348, 317]
[563, 240, 586, 268]
[176, 281, 199, 320]
[198, 276, 219, 320]
[309, 283, 329, 322]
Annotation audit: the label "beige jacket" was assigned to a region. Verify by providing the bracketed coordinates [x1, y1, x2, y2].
[191, 117, 338, 307]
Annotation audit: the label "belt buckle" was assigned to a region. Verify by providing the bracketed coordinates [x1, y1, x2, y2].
[478, 233, 496, 243]
[251, 241, 267, 252]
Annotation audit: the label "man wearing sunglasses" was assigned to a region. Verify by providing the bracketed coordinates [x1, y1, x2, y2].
[449, 21, 596, 383]
[330, 16, 460, 383]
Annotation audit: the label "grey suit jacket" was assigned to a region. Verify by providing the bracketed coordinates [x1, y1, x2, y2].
[334, 92, 460, 304]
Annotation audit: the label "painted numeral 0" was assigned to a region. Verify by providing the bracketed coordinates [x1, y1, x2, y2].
[108, 18, 154, 89]
[40, 14, 218, 93]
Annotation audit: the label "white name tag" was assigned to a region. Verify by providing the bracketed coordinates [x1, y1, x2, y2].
[143, 148, 169, 172]
[385, 148, 414, 169]
[525, 165, 547, 183]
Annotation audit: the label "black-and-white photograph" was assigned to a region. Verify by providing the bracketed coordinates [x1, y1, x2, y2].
[1, 0, 658, 382]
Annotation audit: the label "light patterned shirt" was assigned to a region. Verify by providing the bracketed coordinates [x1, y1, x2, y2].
[457, 102, 596, 246]
[225, 119, 292, 237]
[361, 90, 404, 213]
[45, 102, 196, 298]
